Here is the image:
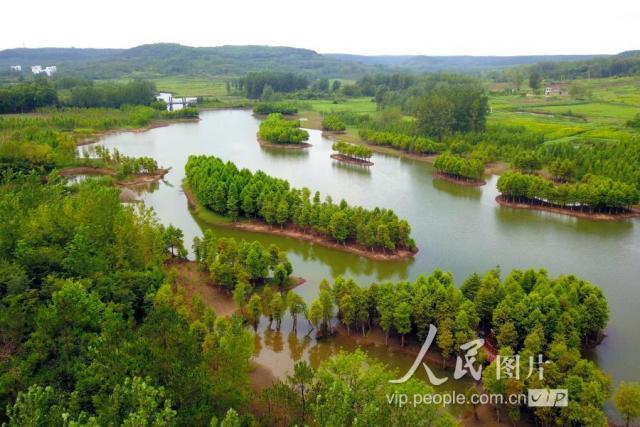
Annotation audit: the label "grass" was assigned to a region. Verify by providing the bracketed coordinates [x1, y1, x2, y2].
[151, 76, 231, 97]
[307, 97, 378, 114]
[487, 76, 640, 143]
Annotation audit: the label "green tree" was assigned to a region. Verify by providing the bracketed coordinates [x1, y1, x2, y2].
[615, 382, 640, 427]
[529, 71, 542, 91]
[394, 302, 412, 346]
[246, 294, 262, 330]
[287, 361, 315, 423]
[270, 293, 285, 330]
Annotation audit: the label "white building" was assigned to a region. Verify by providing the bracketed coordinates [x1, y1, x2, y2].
[10, 65, 21, 71]
[31, 65, 57, 76]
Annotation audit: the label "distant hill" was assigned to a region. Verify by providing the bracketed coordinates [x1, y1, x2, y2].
[324, 53, 601, 73]
[0, 44, 378, 79]
[0, 43, 631, 79]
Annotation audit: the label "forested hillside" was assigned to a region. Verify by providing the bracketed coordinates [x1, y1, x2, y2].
[0, 43, 614, 80]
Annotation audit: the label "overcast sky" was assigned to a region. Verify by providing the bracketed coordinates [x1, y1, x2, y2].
[3, 0, 639, 55]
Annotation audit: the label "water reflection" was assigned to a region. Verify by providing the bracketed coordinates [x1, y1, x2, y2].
[331, 160, 372, 176]
[259, 145, 310, 160]
[432, 178, 482, 200]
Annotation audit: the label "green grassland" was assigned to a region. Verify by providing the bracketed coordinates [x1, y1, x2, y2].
[151, 76, 230, 97]
[306, 97, 378, 114]
[487, 76, 640, 143]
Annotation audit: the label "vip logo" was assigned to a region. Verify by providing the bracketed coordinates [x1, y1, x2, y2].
[527, 389, 568, 407]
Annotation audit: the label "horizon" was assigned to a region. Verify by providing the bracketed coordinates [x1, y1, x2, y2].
[0, 42, 629, 58]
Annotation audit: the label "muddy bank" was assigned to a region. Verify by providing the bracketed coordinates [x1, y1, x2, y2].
[496, 196, 640, 221]
[434, 172, 486, 187]
[183, 184, 416, 262]
[330, 153, 374, 166]
[166, 260, 291, 392]
[257, 138, 312, 150]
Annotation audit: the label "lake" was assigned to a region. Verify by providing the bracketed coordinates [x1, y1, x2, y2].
[92, 109, 640, 407]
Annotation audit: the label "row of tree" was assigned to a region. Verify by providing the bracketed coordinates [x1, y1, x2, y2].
[433, 152, 485, 181]
[0, 79, 161, 113]
[67, 80, 157, 108]
[253, 101, 299, 115]
[258, 113, 309, 144]
[358, 129, 445, 154]
[230, 72, 309, 99]
[305, 268, 610, 425]
[331, 141, 373, 161]
[185, 155, 416, 252]
[497, 172, 640, 213]
[356, 111, 640, 192]
[0, 79, 58, 113]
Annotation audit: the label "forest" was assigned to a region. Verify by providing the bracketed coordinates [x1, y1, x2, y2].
[185, 155, 416, 253]
[257, 113, 309, 145]
[0, 79, 160, 113]
[0, 176, 254, 425]
[302, 269, 610, 426]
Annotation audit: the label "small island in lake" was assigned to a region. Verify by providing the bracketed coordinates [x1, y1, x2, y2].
[257, 113, 311, 149]
[497, 172, 640, 220]
[330, 141, 374, 166]
[184, 155, 417, 261]
[433, 152, 486, 186]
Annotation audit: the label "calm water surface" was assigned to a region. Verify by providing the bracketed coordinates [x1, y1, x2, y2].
[93, 110, 640, 405]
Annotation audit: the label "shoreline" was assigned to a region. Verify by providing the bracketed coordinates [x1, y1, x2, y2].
[434, 172, 486, 187]
[59, 166, 170, 187]
[76, 117, 200, 146]
[183, 183, 416, 261]
[496, 196, 640, 221]
[257, 137, 311, 149]
[330, 153, 374, 166]
[165, 260, 279, 392]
